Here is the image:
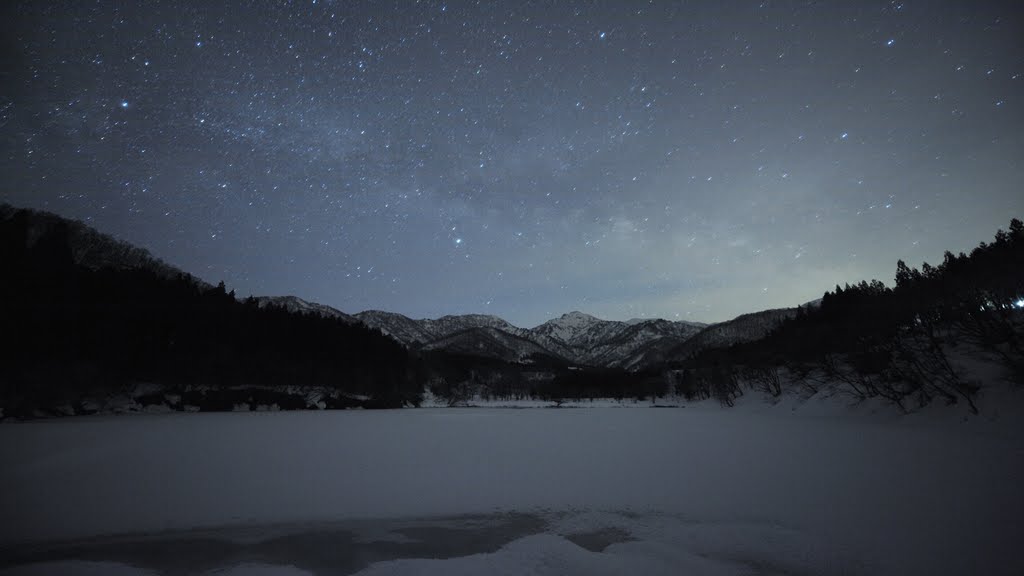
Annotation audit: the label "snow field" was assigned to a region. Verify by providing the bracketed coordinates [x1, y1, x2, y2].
[1, 397, 1022, 575]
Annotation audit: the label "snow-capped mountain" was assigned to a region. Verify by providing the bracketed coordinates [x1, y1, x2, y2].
[253, 295, 359, 324]
[354, 308, 710, 368]
[529, 311, 706, 366]
[628, 307, 800, 369]
[4, 203, 808, 374]
[531, 311, 610, 345]
[420, 326, 564, 364]
[251, 300, 797, 370]
[674, 307, 797, 353]
[353, 310, 439, 344]
[585, 318, 706, 368]
[354, 311, 521, 344]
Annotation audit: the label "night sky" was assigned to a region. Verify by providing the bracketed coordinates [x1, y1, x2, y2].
[2, 1, 1021, 327]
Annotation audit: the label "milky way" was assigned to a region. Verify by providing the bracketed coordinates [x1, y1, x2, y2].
[2, 1, 1022, 326]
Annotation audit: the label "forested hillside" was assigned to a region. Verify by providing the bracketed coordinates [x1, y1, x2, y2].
[0, 206, 423, 417]
[673, 219, 1024, 412]
[4, 205, 1021, 417]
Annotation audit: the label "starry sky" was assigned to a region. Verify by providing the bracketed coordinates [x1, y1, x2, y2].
[2, 1, 1022, 327]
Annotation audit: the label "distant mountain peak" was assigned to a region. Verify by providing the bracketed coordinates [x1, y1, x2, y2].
[435, 312, 513, 326]
[351, 306, 764, 371]
[562, 310, 600, 320]
[355, 310, 526, 347]
[537, 310, 602, 329]
[253, 295, 358, 323]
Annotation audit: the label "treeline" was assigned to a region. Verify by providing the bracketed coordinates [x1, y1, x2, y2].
[421, 351, 669, 405]
[0, 210, 423, 417]
[8, 204, 1019, 416]
[0, 205, 678, 416]
[675, 219, 1024, 412]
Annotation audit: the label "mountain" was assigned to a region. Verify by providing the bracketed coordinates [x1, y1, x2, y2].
[354, 310, 439, 344]
[530, 311, 706, 367]
[531, 311, 610, 345]
[253, 295, 359, 324]
[586, 318, 706, 368]
[421, 326, 564, 364]
[679, 307, 799, 352]
[629, 307, 799, 369]
[355, 310, 571, 363]
[0, 204, 799, 375]
[355, 308, 710, 368]
[354, 311, 521, 345]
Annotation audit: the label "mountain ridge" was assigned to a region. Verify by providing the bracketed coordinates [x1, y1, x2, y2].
[253, 295, 360, 324]
[1, 203, 797, 372]
[348, 305, 793, 370]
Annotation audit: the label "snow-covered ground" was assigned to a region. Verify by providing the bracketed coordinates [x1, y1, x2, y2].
[1, 393, 1022, 575]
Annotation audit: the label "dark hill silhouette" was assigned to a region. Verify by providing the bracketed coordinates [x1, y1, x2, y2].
[0, 204, 422, 417]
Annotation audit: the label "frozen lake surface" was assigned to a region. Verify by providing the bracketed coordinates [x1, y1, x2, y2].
[1, 398, 1022, 575]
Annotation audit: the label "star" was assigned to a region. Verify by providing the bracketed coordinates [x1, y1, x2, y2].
[1, 1, 1018, 327]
